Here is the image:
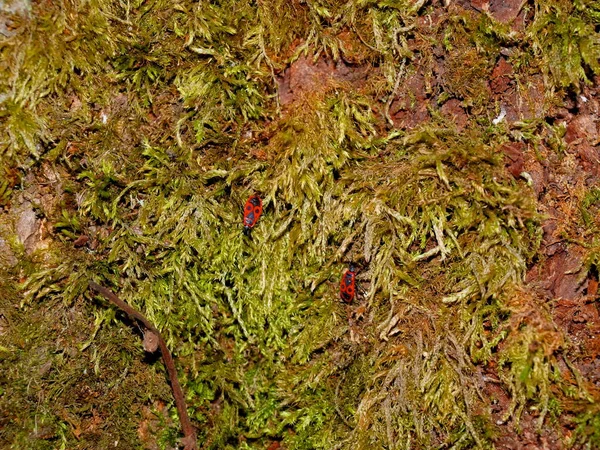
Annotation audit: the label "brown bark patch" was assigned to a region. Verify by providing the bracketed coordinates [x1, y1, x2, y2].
[277, 55, 370, 106]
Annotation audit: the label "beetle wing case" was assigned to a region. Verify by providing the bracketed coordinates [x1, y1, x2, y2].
[242, 194, 263, 234]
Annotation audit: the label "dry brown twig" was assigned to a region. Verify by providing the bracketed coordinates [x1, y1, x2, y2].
[88, 281, 197, 450]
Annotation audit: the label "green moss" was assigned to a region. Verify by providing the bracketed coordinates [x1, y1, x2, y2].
[529, 1, 600, 89]
[0, 263, 175, 449]
[571, 405, 600, 449]
[3, 0, 600, 448]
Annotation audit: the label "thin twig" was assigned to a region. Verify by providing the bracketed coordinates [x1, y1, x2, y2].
[88, 281, 197, 450]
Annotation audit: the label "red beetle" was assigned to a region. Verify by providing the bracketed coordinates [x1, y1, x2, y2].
[340, 265, 357, 303]
[243, 194, 263, 235]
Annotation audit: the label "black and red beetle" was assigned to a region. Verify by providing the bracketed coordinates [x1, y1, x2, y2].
[340, 265, 357, 303]
[243, 194, 263, 236]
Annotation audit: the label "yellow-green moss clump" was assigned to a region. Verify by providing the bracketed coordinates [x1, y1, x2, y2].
[2, 0, 600, 449]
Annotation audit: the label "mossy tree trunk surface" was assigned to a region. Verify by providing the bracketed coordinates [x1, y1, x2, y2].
[2, 0, 600, 449]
